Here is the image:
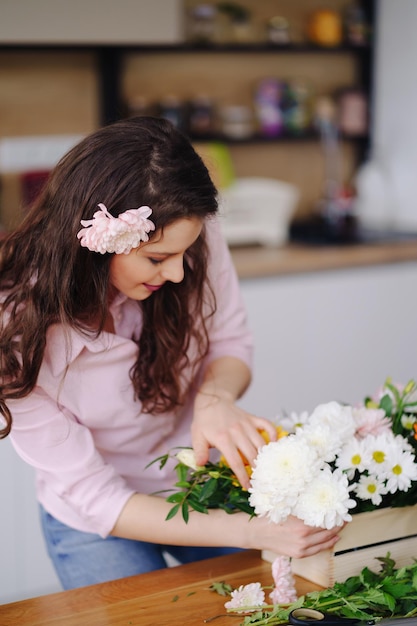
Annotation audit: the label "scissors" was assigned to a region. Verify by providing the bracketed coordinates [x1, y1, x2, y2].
[288, 608, 414, 626]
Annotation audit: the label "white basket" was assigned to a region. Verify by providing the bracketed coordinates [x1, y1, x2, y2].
[219, 177, 299, 247]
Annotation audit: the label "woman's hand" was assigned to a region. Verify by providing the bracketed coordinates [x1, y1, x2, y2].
[245, 514, 343, 559]
[192, 387, 277, 489]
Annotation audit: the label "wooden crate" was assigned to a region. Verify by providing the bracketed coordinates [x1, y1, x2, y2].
[262, 504, 417, 587]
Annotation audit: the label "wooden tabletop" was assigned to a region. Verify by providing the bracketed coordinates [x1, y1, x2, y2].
[0, 550, 320, 626]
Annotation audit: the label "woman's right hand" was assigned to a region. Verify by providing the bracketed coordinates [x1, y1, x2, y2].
[243, 514, 342, 559]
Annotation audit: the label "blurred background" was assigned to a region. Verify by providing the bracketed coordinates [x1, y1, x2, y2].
[1, 0, 417, 604]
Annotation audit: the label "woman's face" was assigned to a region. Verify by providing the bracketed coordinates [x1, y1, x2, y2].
[109, 217, 203, 301]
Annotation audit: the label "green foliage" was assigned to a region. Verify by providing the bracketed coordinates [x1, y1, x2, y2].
[148, 451, 253, 523]
[209, 581, 234, 596]
[224, 555, 417, 625]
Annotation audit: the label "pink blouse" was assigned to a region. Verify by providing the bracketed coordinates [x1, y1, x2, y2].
[8, 219, 253, 537]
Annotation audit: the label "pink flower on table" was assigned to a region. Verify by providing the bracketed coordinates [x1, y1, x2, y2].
[224, 582, 265, 613]
[269, 556, 297, 605]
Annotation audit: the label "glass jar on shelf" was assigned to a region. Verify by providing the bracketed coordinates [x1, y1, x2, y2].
[186, 4, 217, 44]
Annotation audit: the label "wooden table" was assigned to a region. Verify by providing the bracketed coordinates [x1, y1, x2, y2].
[0, 550, 320, 626]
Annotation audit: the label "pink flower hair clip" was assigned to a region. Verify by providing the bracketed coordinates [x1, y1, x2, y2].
[77, 203, 155, 254]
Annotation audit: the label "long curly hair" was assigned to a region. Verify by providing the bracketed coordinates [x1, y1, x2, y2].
[0, 117, 218, 438]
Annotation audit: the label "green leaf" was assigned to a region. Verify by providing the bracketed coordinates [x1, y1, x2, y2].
[209, 581, 233, 596]
[198, 477, 218, 501]
[165, 504, 180, 521]
[188, 499, 209, 514]
[166, 493, 186, 503]
[176, 463, 189, 483]
[382, 591, 397, 612]
[382, 581, 413, 599]
[174, 481, 192, 488]
[379, 393, 393, 416]
[181, 500, 189, 523]
[145, 453, 169, 469]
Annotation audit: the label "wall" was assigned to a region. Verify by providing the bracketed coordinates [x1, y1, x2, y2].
[1, 441, 61, 602]
[0, 0, 183, 44]
[239, 262, 417, 419]
[356, 0, 417, 230]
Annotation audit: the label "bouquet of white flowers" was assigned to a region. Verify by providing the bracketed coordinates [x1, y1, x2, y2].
[153, 378, 417, 529]
[250, 378, 417, 528]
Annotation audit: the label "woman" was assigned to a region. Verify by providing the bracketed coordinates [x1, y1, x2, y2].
[0, 117, 340, 589]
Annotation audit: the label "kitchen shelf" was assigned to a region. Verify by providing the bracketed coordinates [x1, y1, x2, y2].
[182, 131, 369, 144]
[0, 0, 376, 223]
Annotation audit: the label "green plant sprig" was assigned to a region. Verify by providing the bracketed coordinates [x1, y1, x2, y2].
[147, 451, 254, 523]
[222, 555, 417, 625]
[365, 377, 417, 439]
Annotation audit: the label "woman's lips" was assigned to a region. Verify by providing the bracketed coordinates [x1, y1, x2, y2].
[143, 283, 163, 292]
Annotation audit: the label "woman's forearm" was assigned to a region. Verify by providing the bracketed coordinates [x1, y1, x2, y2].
[111, 493, 246, 548]
[110, 492, 342, 560]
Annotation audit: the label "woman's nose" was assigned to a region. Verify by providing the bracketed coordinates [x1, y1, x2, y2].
[161, 257, 184, 284]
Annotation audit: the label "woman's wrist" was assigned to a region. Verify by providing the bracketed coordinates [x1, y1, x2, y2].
[195, 385, 235, 403]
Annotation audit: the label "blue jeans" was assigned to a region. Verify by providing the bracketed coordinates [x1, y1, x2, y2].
[40, 506, 241, 590]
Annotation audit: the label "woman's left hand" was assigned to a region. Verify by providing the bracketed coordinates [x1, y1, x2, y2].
[191, 387, 277, 489]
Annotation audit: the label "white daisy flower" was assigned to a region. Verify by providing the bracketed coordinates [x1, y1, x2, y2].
[335, 437, 371, 479]
[401, 414, 417, 430]
[277, 410, 309, 433]
[383, 447, 417, 493]
[354, 474, 388, 506]
[366, 432, 394, 474]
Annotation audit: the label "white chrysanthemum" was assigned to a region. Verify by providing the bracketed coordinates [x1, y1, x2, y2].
[296, 421, 342, 464]
[354, 474, 387, 506]
[293, 466, 355, 529]
[250, 437, 321, 496]
[249, 437, 321, 523]
[248, 487, 285, 520]
[264, 492, 299, 524]
[224, 582, 265, 613]
[309, 402, 356, 446]
[335, 437, 371, 479]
